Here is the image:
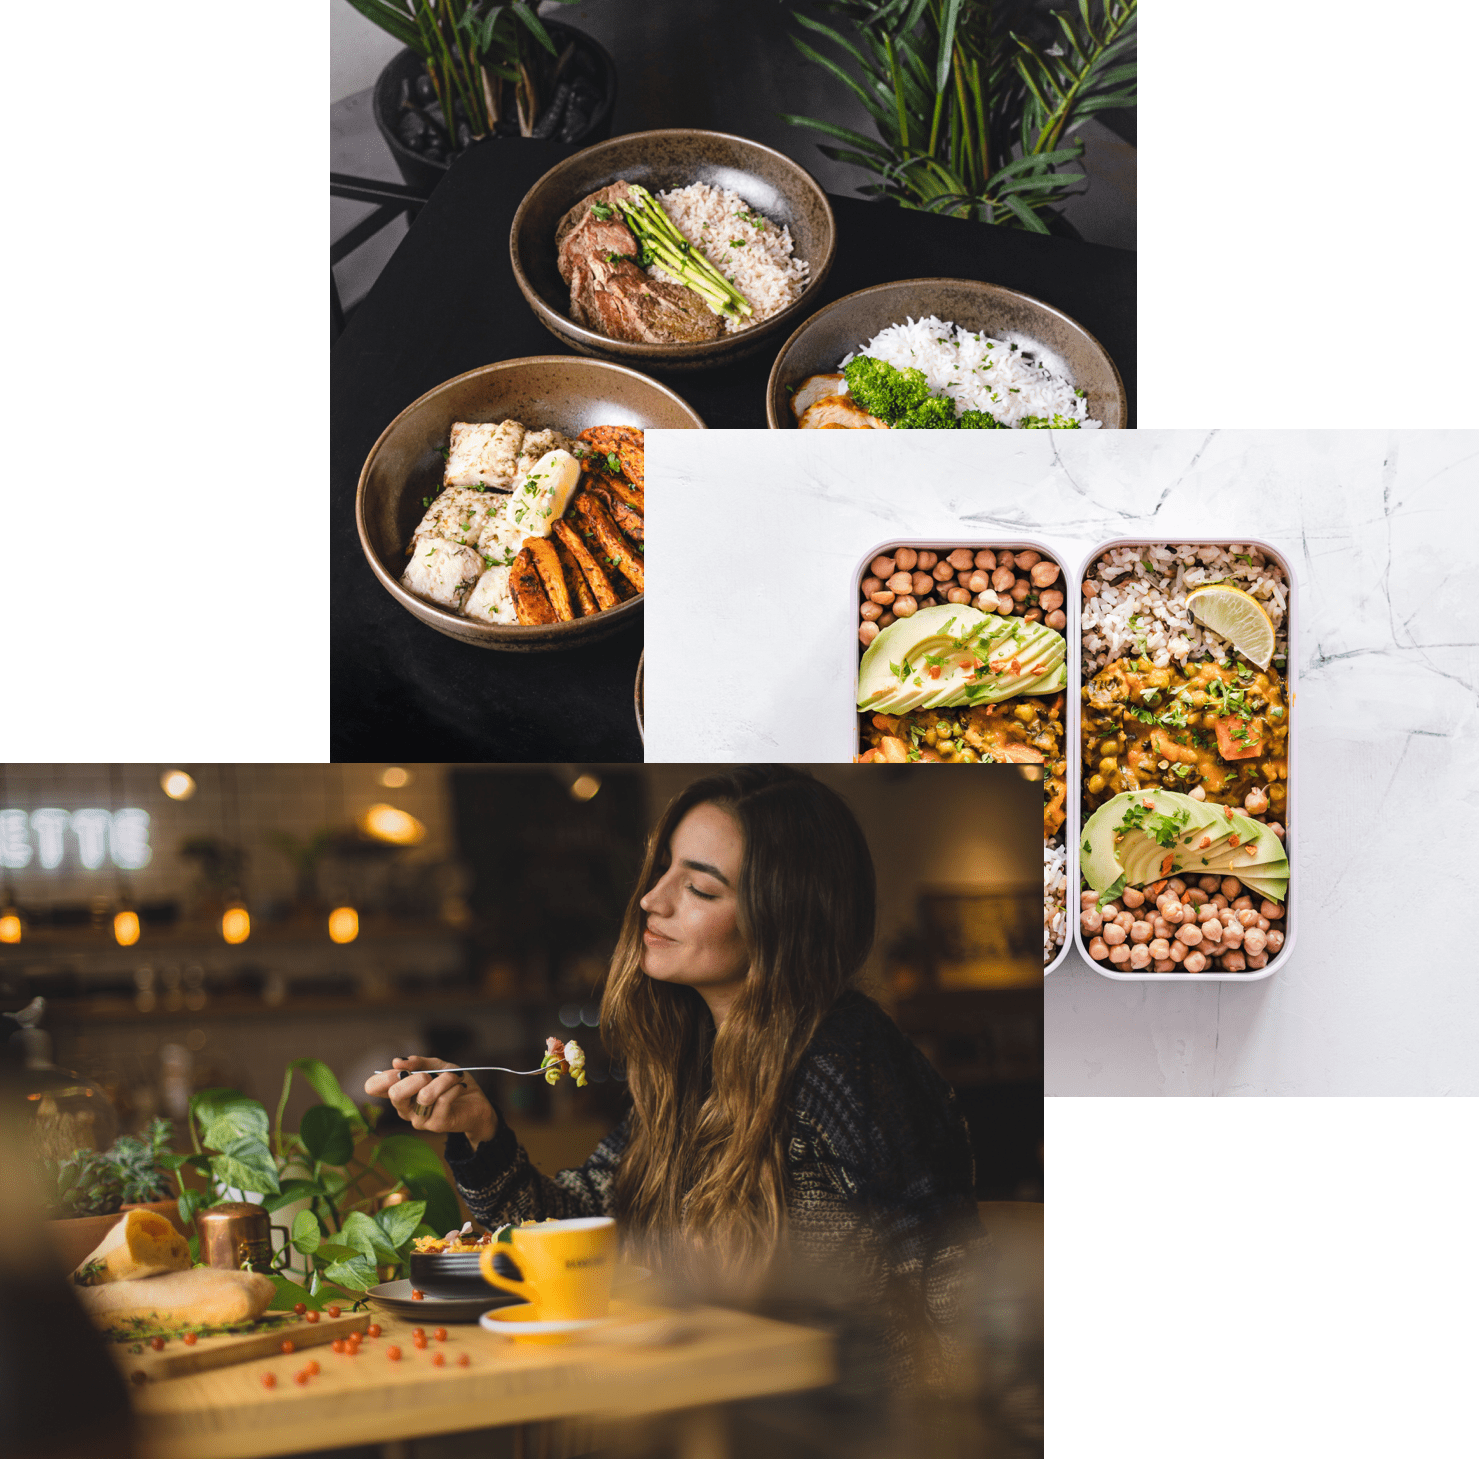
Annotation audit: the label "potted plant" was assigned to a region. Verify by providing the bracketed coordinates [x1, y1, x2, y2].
[344, 1, 619, 194]
[780, 0, 1135, 234]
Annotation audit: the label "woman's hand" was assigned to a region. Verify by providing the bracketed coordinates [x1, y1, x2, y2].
[363, 1057, 497, 1146]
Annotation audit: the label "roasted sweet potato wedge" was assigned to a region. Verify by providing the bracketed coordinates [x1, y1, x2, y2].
[572, 491, 644, 594]
[556, 539, 598, 617]
[526, 538, 574, 622]
[509, 548, 558, 625]
[578, 425, 644, 491]
[595, 486, 644, 543]
[553, 519, 619, 612]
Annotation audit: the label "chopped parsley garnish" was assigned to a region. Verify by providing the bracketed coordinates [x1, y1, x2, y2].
[590, 201, 615, 221]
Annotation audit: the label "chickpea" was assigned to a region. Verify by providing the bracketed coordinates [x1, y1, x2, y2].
[911, 572, 934, 597]
[916, 551, 937, 570]
[1099, 901, 1119, 918]
[1232, 895, 1253, 911]
[869, 589, 895, 606]
[1201, 919, 1222, 944]
[1188, 784, 1207, 801]
[893, 595, 918, 618]
[1182, 951, 1208, 974]
[1236, 909, 1258, 929]
[1161, 901, 1185, 925]
[1025, 608, 1044, 622]
[1219, 949, 1247, 972]
[893, 547, 917, 571]
[1168, 940, 1187, 963]
[1129, 943, 1151, 969]
[1167, 878, 1187, 896]
[974, 549, 995, 570]
[870, 555, 895, 578]
[1211, 894, 1229, 910]
[1255, 915, 1270, 931]
[1101, 923, 1126, 946]
[925, 561, 948, 584]
[967, 570, 990, 594]
[1081, 891, 1100, 909]
[860, 602, 882, 622]
[1185, 887, 1208, 906]
[1082, 579, 1099, 598]
[1081, 909, 1103, 934]
[1197, 875, 1220, 894]
[1046, 609, 1067, 630]
[1039, 589, 1065, 611]
[1030, 560, 1060, 588]
[859, 622, 879, 646]
[1153, 959, 1177, 973]
[1244, 787, 1269, 816]
[1098, 757, 1117, 775]
[1175, 924, 1203, 947]
[1148, 937, 1171, 960]
[1121, 887, 1145, 909]
[1220, 878, 1242, 899]
[1243, 927, 1267, 956]
[973, 591, 995, 612]
[1129, 920, 1153, 944]
[946, 548, 974, 570]
[947, 587, 972, 604]
[1260, 900, 1284, 921]
[1088, 936, 1109, 961]
[878, 611, 895, 628]
[860, 576, 881, 597]
[1267, 822, 1286, 840]
[1013, 549, 1040, 570]
[991, 566, 1014, 593]
[1011, 578, 1032, 603]
[1245, 951, 1268, 969]
[1108, 943, 1130, 964]
[1115, 911, 1134, 931]
[1196, 906, 1218, 927]
[884, 571, 909, 594]
[997, 550, 1015, 569]
[994, 593, 1015, 615]
[1152, 918, 1173, 940]
[1265, 929, 1285, 954]
[955, 569, 974, 587]
[1087, 773, 1106, 794]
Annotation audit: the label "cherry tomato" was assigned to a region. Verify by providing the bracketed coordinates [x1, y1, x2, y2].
[457, 1353, 470, 1367]
[281, 1340, 296, 1355]
[294, 1370, 310, 1386]
[431, 1352, 445, 1367]
[412, 1327, 424, 1340]
[261, 1373, 277, 1389]
[331, 1340, 346, 1354]
[150, 1337, 165, 1351]
[327, 1304, 342, 1318]
[387, 1345, 402, 1361]
[412, 1289, 425, 1300]
[366, 1324, 382, 1337]
[183, 1332, 198, 1346]
[305, 1310, 320, 1324]
[434, 1328, 447, 1342]
[306, 1360, 321, 1376]
[293, 1303, 306, 1316]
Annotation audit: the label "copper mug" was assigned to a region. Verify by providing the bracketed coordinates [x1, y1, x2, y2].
[197, 1201, 289, 1273]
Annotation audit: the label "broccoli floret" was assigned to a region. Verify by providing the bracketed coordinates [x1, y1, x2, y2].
[896, 395, 960, 430]
[842, 356, 933, 424]
[1018, 413, 1082, 429]
[957, 409, 1005, 429]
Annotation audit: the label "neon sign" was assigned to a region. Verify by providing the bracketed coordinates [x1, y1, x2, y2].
[0, 809, 152, 871]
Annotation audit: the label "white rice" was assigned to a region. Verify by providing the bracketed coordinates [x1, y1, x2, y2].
[649, 183, 809, 334]
[1044, 838, 1068, 965]
[840, 316, 1099, 428]
[1081, 544, 1289, 675]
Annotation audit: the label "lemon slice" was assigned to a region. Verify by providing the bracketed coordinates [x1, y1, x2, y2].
[1185, 584, 1276, 668]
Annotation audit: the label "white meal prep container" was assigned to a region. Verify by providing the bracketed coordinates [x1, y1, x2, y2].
[1070, 537, 1298, 983]
[849, 536, 1077, 977]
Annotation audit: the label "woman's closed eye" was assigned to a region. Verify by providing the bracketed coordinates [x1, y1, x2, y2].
[686, 882, 718, 901]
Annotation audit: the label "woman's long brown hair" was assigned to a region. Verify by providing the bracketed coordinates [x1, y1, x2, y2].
[600, 766, 876, 1289]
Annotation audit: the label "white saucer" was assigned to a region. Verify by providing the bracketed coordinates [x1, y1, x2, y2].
[479, 1302, 622, 1338]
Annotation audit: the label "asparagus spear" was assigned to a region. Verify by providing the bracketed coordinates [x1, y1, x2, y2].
[616, 184, 753, 320]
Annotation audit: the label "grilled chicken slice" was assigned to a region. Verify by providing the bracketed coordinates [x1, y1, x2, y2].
[571, 491, 643, 594]
[526, 538, 574, 622]
[790, 373, 847, 420]
[509, 549, 558, 626]
[798, 395, 889, 429]
[578, 425, 645, 491]
[556, 539, 598, 617]
[553, 519, 619, 611]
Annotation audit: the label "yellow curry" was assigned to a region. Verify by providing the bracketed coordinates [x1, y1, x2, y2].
[1081, 658, 1288, 814]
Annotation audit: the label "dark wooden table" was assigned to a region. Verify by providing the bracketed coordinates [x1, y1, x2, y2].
[331, 140, 1135, 760]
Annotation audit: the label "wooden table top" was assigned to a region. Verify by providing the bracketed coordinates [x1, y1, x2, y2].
[130, 1303, 834, 1459]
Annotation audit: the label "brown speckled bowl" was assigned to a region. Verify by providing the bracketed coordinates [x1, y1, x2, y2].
[356, 357, 703, 652]
[511, 129, 836, 372]
[765, 279, 1127, 429]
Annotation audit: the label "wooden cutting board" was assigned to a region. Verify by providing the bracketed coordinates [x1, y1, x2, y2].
[110, 1309, 370, 1384]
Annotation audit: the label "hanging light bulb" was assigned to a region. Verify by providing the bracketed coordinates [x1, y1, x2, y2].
[569, 773, 601, 802]
[221, 902, 250, 945]
[358, 804, 425, 846]
[0, 907, 21, 944]
[327, 906, 359, 944]
[160, 769, 196, 800]
[113, 909, 141, 946]
[379, 767, 411, 789]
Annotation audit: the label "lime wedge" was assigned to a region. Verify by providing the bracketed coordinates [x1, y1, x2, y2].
[1184, 584, 1276, 669]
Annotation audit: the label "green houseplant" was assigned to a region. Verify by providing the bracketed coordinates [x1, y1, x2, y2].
[164, 1059, 461, 1310]
[782, 0, 1136, 232]
[43, 1118, 175, 1218]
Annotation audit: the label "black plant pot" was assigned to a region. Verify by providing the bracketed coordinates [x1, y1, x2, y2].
[373, 25, 618, 196]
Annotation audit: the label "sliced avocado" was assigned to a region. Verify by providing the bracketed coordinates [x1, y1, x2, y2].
[959, 620, 1067, 702]
[1236, 867, 1289, 902]
[1080, 790, 1219, 894]
[856, 605, 996, 713]
[1197, 815, 1287, 874]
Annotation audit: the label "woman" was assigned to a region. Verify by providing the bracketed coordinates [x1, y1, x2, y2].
[365, 766, 980, 1364]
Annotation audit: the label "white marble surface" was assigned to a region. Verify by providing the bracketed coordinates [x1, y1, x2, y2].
[646, 429, 1479, 1095]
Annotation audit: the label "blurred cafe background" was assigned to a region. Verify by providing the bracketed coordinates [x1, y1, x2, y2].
[1, 761, 1042, 1199]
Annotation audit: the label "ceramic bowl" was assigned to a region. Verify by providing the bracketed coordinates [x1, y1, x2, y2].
[510, 129, 836, 372]
[764, 278, 1127, 429]
[356, 356, 702, 652]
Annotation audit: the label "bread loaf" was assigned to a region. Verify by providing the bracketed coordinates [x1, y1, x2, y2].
[72, 1208, 191, 1286]
[76, 1266, 275, 1332]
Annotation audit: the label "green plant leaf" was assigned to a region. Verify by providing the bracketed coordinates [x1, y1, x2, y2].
[509, 2, 556, 54]
[323, 1254, 379, 1292]
[262, 1178, 323, 1214]
[290, 1209, 322, 1255]
[269, 1272, 331, 1312]
[999, 192, 1051, 232]
[935, 0, 964, 94]
[300, 1104, 355, 1167]
[177, 1187, 206, 1230]
[374, 1200, 428, 1252]
[312, 1242, 366, 1264]
[340, 0, 424, 55]
[210, 1137, 281, 1196]
[287, 1060, 366, 1136]
[192, 1090, 269, 1151]
[374, 1136, 461, 1235]
[341, 1211, 398, 1265]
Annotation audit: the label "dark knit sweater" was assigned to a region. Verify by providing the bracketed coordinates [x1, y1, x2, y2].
[444, 992, 981, 1362]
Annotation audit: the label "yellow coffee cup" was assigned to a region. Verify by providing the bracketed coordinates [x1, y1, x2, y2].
[479, 1217, 617, 1321]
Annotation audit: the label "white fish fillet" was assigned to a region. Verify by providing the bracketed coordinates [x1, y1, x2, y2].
[463, 566, 517, 624]
[412, 487, 503, 547]
[401, 537, 483, 610]
[445, 420, 525, 490]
